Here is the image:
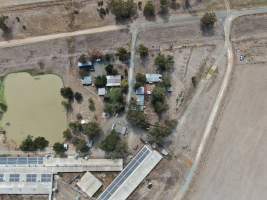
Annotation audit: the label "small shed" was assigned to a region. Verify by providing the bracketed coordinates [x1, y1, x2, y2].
[78, 61, 94, 71]
[146, 74, 162, 83]
[135, 87, 145, 95]
[136, 95, 145, 111]
[106, 75, 121, 87]
[98, 88, 106, 96]
[77, 172, 102, 198]
[82, 76, 92, 86]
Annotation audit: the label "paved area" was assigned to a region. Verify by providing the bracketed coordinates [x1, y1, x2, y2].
[186, 64, 267, 200]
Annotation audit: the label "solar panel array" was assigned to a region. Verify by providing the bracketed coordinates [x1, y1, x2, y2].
[97, 146, 151, 200]
[9, 174, 20, 182]
[0, 174, 3, 182]
[0, 157, 44, 165]
[41, 174, 52, 182]
[26, 174, 37, 182]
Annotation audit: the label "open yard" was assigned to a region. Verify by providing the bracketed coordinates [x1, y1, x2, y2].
[186, 63, 267, 200]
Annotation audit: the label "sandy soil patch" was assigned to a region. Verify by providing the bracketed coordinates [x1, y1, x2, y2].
[186, 63, 267, 200]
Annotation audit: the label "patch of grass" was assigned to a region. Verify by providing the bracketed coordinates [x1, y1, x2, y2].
[0, 80, 7, 113]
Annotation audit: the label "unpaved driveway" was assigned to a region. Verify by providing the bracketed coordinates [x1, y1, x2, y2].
[186, 64, 267, 200]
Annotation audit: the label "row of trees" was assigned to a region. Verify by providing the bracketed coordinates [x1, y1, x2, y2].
[20, 135, 49, 151]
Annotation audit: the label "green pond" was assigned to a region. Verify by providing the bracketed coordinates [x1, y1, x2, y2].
[1, 72, 67, 144]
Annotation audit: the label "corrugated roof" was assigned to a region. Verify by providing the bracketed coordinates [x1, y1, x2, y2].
[135, 87, 145, 95]
[106, 75, 121, 87]
[82, 76, 92, 85]
[77, 172, 102, 198]
[98, 88, 106, 96]
[146, 74, 162, 83]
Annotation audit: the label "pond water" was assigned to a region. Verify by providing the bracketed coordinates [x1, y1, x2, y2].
[1, 72, 67, 144]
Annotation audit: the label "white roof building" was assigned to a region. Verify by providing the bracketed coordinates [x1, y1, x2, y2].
[146, 74, 162, 83]
[106, 75, 121, 87]
[98, 88, 106, 96]
[77, 172, 102, 198]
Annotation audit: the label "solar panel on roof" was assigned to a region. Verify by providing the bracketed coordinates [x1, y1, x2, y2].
[26, 174, 37, 182]
[9, 174, 20, 182]
[0, 174, 4, 182]
[0, 157, 44, 165]
[41, 174, 52, 182]
[97, 146, 151, 200]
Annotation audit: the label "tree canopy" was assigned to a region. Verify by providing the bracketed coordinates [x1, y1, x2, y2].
[143, 1, 155, 18]
[116, 47, 130, 63]
[105, 64, 118, 75]
[104, 88, 125, 114]
[110, 0, 137, 20]
[100, 130, 128, 158]
[83, 121, 103, 140]
[94, 75, 107, 88]
[53, 142, 66, 156]
[0, 16, 9, 33]
[151, 86, 168, 114]
[201, 12, 217, 30]
[154, 54, 174, 71]
[60, 87, 74, 101]
[20, 135, 49, 151]
[138, 44, 149, 58]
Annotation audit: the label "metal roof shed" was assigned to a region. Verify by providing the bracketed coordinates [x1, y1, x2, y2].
[146, 74, 162, 83]
[98, 88, 106, 96]
[82, 76, 92, 85]
[77, 172, 102, 198]
[135, 87, 145, 95]
[106, 75, 121, 87]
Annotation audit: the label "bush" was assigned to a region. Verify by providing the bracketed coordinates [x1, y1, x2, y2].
[127, 99, 149, 129]
[151, 86, 168, 114]
[143, 1, 155, 18]
[105, 64, 118, 75]
[53, 142, 66, 156]
[83, 122, 103, 140]
[74, 92, 83, 103]
[121, 79, 129, 94]
[100, 130, 128, 158]
[20, 135, 49, 151]
[154, 54, 174, 71]
[89, 98, 96, 111]
[110, 0, 137, 20]
[75, 139, 89, 153]
[138, 44, 149, 58]
[104, 88, 125, 114]
[116, 47, 130, 62]
[159, 0, 169, 15]
[94, 75, 107, 88]
[63, 129, 72, 141]
[60, 87, 74, 101]
[201, 12, 217, 30]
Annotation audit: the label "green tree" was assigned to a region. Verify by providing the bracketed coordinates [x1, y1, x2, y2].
[154, 54, 174, 71]
[0, 16, 9, 33]
[78, 54, 87, 64]
[53, 142, 66, 156]
[75, 139, 89, 153]
[20, 135, 35, 151]
[104, 88, 125, 114]
[127, 99, 149, 129]
[148, 123, 171, 144]
[151, 86, 168, 114]
[61, 100, 72, 112]
[94, 75, 107, 88]
[138, 44, 149, 58]
[83, 122, 103, 140]
[136, 73, 146, 84]
[121, 79, 128, 94]
[60, 87, 74, 101]
[74, 92, 83, 103]
[63, 129, 72, 141]
[143, 1, 155, 18]
[105, 64, 118, 75]
[88, 98, 96, 111]
[110, 0, 137, 20]
[116, 47, 130, 62]
[201, 12, 217, 30]
[34, 137, 49, 150]
[100, 130, 128, 158]
[160, 0, 169, 15]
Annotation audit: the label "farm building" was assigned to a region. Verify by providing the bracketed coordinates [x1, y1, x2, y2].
[106, 75, 121, 87]
[146, 74, 162, 83]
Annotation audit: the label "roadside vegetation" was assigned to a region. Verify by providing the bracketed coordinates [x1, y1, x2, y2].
[20, 135, 49, 151]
